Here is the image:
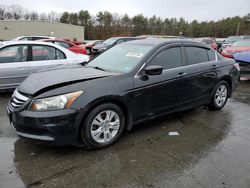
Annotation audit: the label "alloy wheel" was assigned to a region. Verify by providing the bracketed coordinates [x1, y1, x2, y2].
[90, 110, 120, 143]
[215, 84, 228, 107]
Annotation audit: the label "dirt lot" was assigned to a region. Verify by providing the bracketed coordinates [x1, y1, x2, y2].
[0, 82, 250, 188]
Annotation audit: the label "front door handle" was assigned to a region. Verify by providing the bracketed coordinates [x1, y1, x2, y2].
[212, 64, 217, 68]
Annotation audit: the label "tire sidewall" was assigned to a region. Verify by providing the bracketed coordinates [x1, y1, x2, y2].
[82, 103, 125, 149]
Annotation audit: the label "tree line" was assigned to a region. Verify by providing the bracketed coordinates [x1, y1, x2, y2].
[0, 5, 60, 22]
[1, 4, 250, 40]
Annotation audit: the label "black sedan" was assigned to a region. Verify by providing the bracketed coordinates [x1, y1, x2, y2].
[6, 39, 240, 148]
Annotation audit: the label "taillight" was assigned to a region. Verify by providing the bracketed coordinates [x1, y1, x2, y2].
[234, 63, 240, 71]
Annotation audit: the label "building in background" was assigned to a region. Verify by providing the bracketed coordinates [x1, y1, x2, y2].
[0, 20, 84, 41]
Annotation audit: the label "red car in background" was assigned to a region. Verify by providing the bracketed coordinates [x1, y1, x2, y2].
[41, 39, 87, 55]
[81, 40, 103, 54]
[196, 38, 218, 50]
[221, 40, 250, 58]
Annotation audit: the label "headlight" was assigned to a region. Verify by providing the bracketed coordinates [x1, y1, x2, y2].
[225, 50, 235, 54]
[30, 91, 83, 111]
[101, 47, 107, 51]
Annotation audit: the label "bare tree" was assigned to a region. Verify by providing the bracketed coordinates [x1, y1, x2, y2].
[30, 11, 39, 20]
[40, 12, 47, 21]
[0, 4, 6, 20]
[10, 5, 23, 20]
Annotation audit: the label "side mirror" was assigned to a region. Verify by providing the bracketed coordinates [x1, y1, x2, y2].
[80, 61, 87, 66]
[144, 65, 163, 75]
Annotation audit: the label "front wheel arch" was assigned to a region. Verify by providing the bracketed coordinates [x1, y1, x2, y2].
[80, 103, 125, 148]
[76, 97, 132, 144]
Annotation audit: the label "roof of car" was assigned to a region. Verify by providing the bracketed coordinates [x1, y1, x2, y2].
[11, 36, 55, 40]
[40, 39, 77, 45]
[0, 41, 78, 56]
[124, 38, 203, 47]
[1, 40, 59, 46]
[109, 37, 139, 40]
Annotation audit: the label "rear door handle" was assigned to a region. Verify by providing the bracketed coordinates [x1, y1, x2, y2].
[203, 73, 216, 78]
[212, 64, 217, 68]
[18, 67, 26, 70]
[177, 72, 187, 76]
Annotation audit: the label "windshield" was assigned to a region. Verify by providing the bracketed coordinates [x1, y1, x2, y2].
[87, 44, 152, 73]
[102, 38, 117, 45]
[202, 39, 213, 44]
[227, 36, 241, 42]
[86, 41, 96, 45]
[232, 40, 250, 47]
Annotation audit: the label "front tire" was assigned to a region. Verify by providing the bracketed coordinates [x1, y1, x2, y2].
[81, 103, 125, 149]
[209, 81, 229, 110]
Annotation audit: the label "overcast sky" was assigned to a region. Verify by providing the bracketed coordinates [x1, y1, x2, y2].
[1, 0, 250, 22]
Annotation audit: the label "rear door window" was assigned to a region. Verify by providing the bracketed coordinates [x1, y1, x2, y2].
[32, 45, 66, 61]
[32, 37, 48, 41]
[20, 37, 32, 41]
[116, 39, 125, 44]
[149, 47, 183, 70]
[32, 45, 56, 61]
[55, 42, 72, 49]
[0, 45, 28, 63]
[185, 47, 209, 65]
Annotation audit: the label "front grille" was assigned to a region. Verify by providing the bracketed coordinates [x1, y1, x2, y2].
[10, 89, 29, 109]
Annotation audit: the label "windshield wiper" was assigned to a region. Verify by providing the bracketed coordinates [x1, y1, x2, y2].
[85, 65, 109, 72]
[93, 66, 107, 71]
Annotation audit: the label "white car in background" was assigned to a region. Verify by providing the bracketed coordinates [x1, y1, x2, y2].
[0, 41, 89, 91]
[12, 35, 56, 41]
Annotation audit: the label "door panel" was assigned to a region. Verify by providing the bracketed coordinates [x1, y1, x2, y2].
[30, 45, 67, 74]
[0, 45, 30, 90]
[180, 62, 217, 105]
[181, 46, 218, 105]
[0, 62, 30, 90]
[133, 68, 184, 121]
[132, 45, 184, 121]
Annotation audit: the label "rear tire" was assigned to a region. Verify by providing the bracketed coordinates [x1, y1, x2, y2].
[81, 103, 125, 149]
[209, 81, 229, 110]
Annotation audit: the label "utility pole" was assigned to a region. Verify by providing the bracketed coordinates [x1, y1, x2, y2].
[236, 22, 240, 36]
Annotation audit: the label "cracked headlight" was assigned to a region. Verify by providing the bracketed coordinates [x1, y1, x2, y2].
[30, 91, 83, 111]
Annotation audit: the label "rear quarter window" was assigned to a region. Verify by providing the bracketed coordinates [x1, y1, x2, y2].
[207, 50, 216, 61]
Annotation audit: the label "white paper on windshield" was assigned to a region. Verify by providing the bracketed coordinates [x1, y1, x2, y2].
[126, 52, 144, 58]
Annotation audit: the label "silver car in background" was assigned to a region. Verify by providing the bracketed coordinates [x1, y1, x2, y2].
[0, 41, 89, 91]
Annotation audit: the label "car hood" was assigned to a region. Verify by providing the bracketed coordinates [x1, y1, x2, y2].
[233, 51, 250, 63]
[93, 43, 110, 49]
[225, 46, 250, 53]
[18, 67, 113, 95]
